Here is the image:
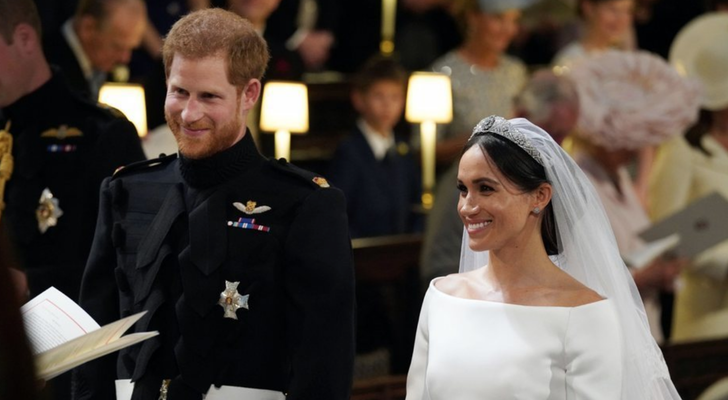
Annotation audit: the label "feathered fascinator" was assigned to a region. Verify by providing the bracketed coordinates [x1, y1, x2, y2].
[567, 50, 701, 150]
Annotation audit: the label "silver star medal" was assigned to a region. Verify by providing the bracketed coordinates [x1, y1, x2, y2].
[218, 280, 249, 320]
[36, 188, 63, 233]
[233, 200, 271, 215]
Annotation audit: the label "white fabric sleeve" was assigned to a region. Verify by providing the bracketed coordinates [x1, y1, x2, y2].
[405, 289, 432, 400]
[564, 301, 624, 400]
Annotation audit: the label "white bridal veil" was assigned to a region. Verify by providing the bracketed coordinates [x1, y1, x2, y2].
[459, 116, 681, 399]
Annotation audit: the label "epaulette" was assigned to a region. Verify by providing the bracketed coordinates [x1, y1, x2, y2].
[112, 153, 177, 179]
[270, 158, 331, 189]
[96, 102, 127, 119]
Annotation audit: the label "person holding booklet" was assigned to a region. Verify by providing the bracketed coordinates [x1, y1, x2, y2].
[73, 8, 355, 400]
[650, 13, 728, 342]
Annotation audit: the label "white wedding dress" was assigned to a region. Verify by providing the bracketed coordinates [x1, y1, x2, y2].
[406, 279, 624, 400]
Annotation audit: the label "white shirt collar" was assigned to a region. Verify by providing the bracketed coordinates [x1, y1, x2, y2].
[62, 19, 94, 80]
[357, 118, 395, 161]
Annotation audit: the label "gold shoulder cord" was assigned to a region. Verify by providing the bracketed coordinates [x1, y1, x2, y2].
[0, 121, 14, 223]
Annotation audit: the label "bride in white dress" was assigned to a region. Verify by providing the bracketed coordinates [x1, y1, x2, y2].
[406, 116, 682, 399]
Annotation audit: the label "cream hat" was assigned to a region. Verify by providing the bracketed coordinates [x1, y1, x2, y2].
[670, 13, 728, 111]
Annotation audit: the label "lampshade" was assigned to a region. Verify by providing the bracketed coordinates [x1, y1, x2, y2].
[98, 83, 147, 137]
[405, 72, 453, 124]
[260, 82, 309, 133]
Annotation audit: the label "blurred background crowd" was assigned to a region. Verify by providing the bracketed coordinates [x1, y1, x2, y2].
[3, 0, 728, 399]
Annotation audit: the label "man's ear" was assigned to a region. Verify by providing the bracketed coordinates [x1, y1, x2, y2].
[351, 90, 364, 114]
[242, 79, 262, 111]
[13, 23, 39, 55]
[76, 16, 98, 45]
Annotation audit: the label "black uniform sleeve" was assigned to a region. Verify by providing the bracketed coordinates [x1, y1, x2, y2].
[72, 177, 120, 400]
[284, 187, 355, 399]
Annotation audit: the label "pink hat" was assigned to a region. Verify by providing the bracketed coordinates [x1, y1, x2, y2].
[567, 50, 701, 150]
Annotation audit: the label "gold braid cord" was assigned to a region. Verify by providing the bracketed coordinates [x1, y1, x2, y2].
[0, 121, 14, 223]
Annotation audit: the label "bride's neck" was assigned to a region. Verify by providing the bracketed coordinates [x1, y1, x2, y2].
[486, 243, 553, 289]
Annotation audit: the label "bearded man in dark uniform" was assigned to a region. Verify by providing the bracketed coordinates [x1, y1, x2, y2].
[73, 8, 355, 400]
[0, 1, 145, 399]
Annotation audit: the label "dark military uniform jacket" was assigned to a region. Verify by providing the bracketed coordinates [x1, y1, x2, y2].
[73, 133, 356, 399]
[0, 70, 145, 301]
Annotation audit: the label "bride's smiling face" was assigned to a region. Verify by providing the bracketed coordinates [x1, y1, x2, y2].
[457, 146, 535, 252]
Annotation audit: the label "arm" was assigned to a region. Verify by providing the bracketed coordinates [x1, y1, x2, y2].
[564, 301, 623, 399]
[284, 188, 355, 400]
[648, 136, 692, 221]
[405, 290, 431, 400]
[72, 178, 121, 400]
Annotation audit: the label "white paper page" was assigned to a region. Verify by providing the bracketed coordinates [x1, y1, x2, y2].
[37, 330, 159, 380]
[21, 287, 100, 354]
[34, 311, 149, 374]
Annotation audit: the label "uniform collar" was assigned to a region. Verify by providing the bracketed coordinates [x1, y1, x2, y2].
[178, 131, 263, 189]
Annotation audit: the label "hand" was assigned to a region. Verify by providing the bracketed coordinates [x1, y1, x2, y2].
[8, 268, 29, 303]
[632, 256, 687, 292]
[297, 30, 334, 70]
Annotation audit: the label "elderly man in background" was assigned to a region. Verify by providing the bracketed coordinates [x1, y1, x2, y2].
[43, 0, 147, 100]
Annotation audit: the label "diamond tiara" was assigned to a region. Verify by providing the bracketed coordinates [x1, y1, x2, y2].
[469, 116, 544, 165]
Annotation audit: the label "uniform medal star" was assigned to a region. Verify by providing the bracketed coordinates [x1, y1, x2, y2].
[36, 188, 63, 233]
[218, 280, 249, 320]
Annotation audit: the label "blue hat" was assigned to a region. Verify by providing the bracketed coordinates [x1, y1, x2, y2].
[477, 0, 541, 13]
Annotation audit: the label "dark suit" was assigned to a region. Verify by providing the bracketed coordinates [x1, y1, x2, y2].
[0, 70, 145, 400]
[43, 30, 94, 99]
[73, 132, 355, 399]
[328, 127, 422, 239]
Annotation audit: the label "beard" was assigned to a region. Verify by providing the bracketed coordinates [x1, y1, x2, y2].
[165, 111, 244, 160]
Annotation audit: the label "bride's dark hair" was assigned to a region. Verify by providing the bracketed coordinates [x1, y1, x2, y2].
[463, 133, 559, 255]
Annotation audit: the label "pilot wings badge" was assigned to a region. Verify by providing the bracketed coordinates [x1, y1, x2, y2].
[233, 200, 271, 215]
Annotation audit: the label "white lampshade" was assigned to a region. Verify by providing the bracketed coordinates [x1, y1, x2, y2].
[405, 72, 452, 124]
[260, 82, 309, 133]
[98, 83, 147, 137]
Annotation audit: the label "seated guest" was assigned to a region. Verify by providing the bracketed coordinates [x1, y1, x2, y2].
[328, 56, 421, 379]
[328, 55, 422, 239]
[43, 0, 147, 100]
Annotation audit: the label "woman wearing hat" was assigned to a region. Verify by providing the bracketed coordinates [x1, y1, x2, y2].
[568, 49, 701, 343]
[425, 0, 535, 164]
[650, 12, 728, 342]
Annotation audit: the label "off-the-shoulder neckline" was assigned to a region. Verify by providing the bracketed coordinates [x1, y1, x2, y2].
[430, 277, 610, 310]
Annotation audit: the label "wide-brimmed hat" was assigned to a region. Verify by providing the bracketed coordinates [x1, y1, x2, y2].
[477, 0, 541, 13]
[669, 13, 728, 111]
[567, 50, 701, 150]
